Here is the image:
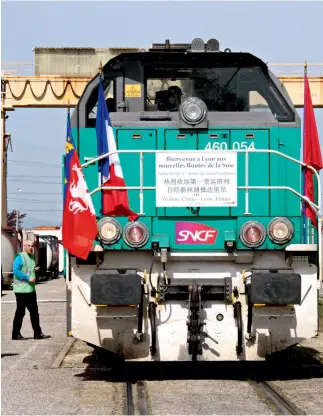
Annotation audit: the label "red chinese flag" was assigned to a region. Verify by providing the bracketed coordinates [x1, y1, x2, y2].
[303, 74, 323, 227]
[63, 151, 98, 259]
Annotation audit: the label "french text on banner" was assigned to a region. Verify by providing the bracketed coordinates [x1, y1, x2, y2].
[156, 151, 238, 207]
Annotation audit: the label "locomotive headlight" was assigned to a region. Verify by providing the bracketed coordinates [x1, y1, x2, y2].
[97, 217, 122, 245]
[240, 221, 266, 248]
[267, 217, 294, 245]
[179, 97, 207, 125]
[123, 221, 149, 248]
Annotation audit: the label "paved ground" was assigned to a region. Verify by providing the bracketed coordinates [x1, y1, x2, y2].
[1, 277, 127, 415]
[1, 277, 67, 372]
[1, 277, 323, 415]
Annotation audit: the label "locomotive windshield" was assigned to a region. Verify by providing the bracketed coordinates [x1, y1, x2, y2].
[145, 66, 292, 119]
[84, 51, 295, 125]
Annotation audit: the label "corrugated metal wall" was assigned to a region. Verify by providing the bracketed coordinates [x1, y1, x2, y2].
[33, 47, 141, 76]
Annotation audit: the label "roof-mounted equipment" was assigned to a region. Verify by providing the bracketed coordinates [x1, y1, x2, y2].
[149, 40, 190, 52]
[149, 38, 222, 53]
[205, 38, 220, 52]
[191, 38, 205, 52]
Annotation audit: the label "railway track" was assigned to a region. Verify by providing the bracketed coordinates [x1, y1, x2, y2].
[126, 379, 304, 415]
[53, 340, 311, 415]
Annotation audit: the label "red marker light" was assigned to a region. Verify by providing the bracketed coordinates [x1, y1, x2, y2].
[240, 221, 266, 248]
[123, 221, 149, 248]
[245, 225, 262, 244]
[128, 226, 145, 244]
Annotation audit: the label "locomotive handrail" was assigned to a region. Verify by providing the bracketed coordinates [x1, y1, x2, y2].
[82, 149, 322, 283]
[82, 148, 321, 211]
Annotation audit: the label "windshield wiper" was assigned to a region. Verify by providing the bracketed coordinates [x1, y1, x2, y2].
[211, 67, 242, 105]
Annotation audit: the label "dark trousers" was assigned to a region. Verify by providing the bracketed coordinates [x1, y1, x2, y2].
[12, 292, 42, 336]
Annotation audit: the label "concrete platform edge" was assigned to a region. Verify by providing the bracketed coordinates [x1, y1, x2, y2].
[51, 337, 75, 369]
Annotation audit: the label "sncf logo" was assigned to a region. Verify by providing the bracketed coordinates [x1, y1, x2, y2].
[176, 222, 218, 244]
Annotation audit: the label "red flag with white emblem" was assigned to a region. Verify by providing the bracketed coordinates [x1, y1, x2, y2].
[62, 114, 97, 259]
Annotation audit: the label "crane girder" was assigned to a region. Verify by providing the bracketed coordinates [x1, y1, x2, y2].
[2, 75, 323, 109]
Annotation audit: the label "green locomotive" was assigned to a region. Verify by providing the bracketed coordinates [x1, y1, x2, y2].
[65, 38, 320, 361]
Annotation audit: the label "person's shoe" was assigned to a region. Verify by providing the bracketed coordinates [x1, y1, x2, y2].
[12, 333, 25, 340]
[34, 333, 51, 339]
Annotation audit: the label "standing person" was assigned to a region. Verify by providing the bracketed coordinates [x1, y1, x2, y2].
[11, 239, 51, 340]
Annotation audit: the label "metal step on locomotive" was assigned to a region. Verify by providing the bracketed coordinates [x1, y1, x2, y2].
[65, 38, 322, 362]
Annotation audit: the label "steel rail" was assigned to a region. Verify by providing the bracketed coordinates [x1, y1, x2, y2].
[126, 381, 135, 415]
[126, 380, 149, 415]
[137, 381, 149, 415]
[249, 380, 305, 415]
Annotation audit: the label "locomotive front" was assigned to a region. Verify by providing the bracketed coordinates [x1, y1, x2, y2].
[66, 38, 320, 361]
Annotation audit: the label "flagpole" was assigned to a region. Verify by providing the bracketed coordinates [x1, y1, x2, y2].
[67, 100, 70, 133]
[301, 61, 307, 243]
[98, 62, 103, 215]
[63, 101, 71, 227]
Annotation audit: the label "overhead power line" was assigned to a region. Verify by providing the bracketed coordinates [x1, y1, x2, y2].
[8, 160, 61, 168]
[8, 174, 61, 179]
[8, 192, 62, 195]
[18, 144, 64, 152]
[11, 209, 63, 212]
[8, 179, 61, 184]
[9, 198, 62, 203]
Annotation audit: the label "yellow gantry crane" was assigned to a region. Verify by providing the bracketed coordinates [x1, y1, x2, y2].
[2, 71, 323, 109]
[2, 61, 323, 109]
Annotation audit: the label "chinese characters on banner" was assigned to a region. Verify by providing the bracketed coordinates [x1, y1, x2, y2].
[156, 152, 237, 207]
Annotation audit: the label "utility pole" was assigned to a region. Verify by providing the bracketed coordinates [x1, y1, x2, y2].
[1, 84, 8, 227]
[16, 209, 19, 230]
[16, 188, 22, 230]
[1, 78, 14, 227]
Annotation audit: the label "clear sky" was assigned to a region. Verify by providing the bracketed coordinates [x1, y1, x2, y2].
[2, 1, 323, 228]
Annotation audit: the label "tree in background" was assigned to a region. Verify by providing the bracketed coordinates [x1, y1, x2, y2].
[7, 210, 27, 229]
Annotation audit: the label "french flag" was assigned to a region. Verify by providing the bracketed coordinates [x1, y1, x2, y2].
[96, 77, 139, 222]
